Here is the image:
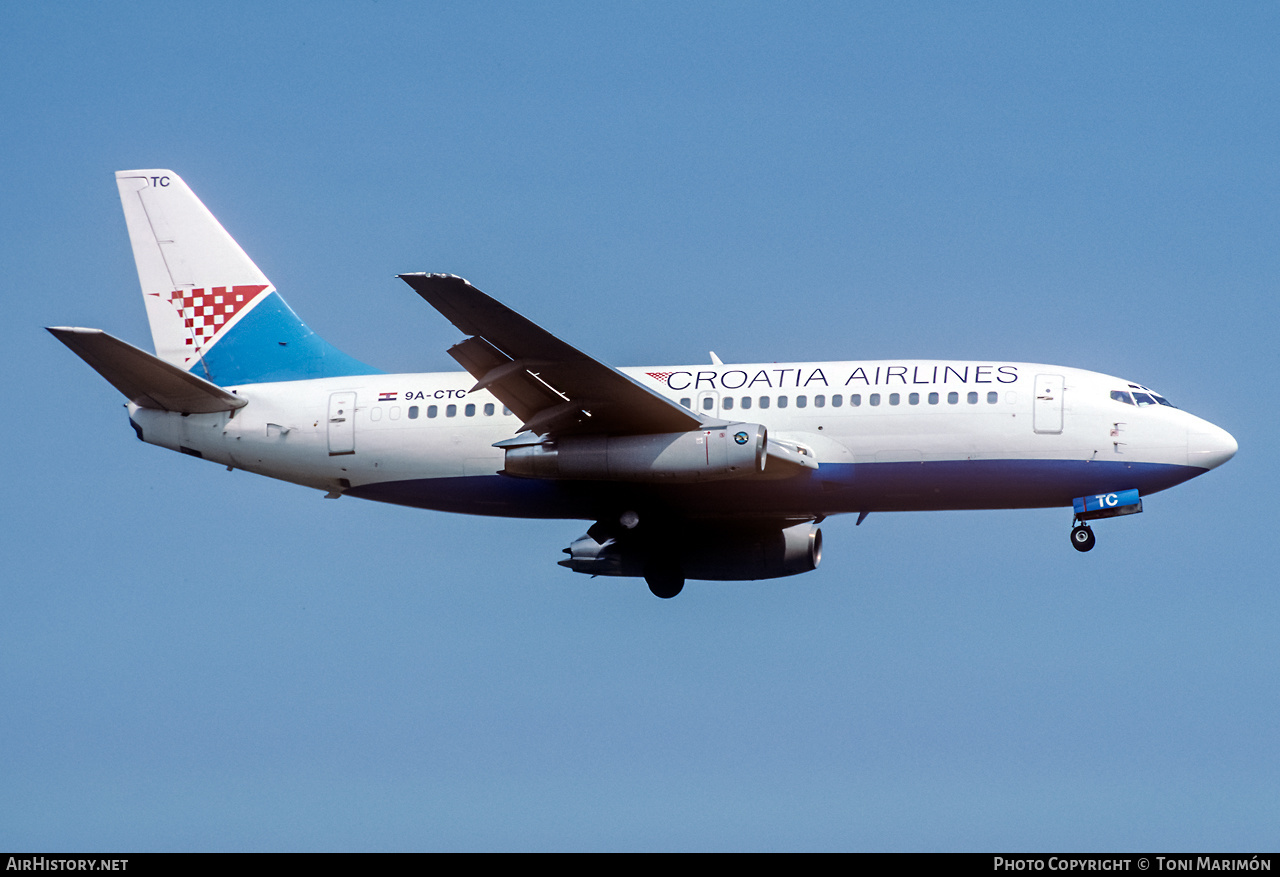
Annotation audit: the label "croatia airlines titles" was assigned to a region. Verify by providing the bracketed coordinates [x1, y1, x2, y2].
[651, 363, 1020, 392]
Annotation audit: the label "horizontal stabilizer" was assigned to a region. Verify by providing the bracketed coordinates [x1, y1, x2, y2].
[47, 327, 247, 414]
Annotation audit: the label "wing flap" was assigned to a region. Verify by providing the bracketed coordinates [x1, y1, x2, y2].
[446, 336, 565, 423]
[48, 327, 247, 414]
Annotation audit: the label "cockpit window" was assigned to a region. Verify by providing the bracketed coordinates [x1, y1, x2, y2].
[1125, 382, 1177, 408]
[1115, 386, 1178, 409]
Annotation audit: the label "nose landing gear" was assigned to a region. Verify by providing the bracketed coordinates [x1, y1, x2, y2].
[1070, 523, 1096, 552]
[1069, 489, 1143, 553]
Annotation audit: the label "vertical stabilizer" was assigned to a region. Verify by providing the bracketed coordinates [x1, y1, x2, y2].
[115, 170, 379, 385]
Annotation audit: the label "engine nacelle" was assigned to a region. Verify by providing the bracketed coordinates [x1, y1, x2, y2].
[505, 423, 767, 482]
[559, 521, 823, 582]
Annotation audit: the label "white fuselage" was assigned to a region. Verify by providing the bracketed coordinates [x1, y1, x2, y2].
[128, 359, 1235, 522]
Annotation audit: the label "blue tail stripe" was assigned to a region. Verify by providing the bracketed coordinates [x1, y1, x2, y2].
[197, 292, 383, 385]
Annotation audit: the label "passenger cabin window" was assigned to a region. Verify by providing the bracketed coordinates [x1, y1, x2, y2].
[967, 392, 978, 404]
[987, 392, 998, 404]
[408, 406, 419, 419]
[446, 404, 457, 417]
[741, 396, 751, 410]
[814, 395, 825, 408]
[428, 405, 438, 418]
[869, 393, 880, 406]
[909, 392, 919, 405]
[889, 393, 900, 405]
[702, 397, 715, 411]
[484, 403, 495, 416]
[680, 398, 692, 409]
[778, 396, 788, 408]
[831, 395, 842, 408]
[947, 392, 959, 404]
[928, 392, 939, 404]
[723, 397, 734, 411]
[465, 403, 476, 416]
[796, 396, 807, 408]
[850, 394, 861, 406]
[758, 396, 770, 409]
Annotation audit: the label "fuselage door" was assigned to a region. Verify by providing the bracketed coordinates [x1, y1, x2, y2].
[328, 391, 357, 455]
[1033, 374, 1064, 435]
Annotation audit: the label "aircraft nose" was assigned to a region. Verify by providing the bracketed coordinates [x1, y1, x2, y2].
[1188, 422, 1238, 470]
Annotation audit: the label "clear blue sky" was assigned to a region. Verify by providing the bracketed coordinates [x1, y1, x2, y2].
[2, 2, 1276, 851]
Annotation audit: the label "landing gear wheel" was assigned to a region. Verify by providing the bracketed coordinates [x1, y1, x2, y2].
[1070, 525, 1096, 552]
[645, 564, 685, 599]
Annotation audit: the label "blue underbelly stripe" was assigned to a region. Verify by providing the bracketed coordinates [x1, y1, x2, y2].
[345, 459, 1204, 520]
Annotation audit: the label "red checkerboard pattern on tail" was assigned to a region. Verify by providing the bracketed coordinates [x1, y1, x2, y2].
[646, 372, 674, 384]
[151, 284, 269, 364]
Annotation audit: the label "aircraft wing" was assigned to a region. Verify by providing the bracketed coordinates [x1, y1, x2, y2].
[399, 273, 706, 437]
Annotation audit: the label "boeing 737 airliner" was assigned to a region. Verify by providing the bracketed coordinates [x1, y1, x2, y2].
[50, 170, 1238, 597]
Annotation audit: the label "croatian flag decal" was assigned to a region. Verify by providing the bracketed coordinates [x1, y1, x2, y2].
[378, 392, 397, 402]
